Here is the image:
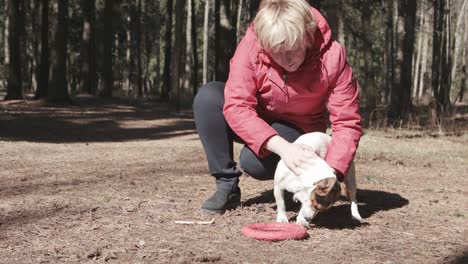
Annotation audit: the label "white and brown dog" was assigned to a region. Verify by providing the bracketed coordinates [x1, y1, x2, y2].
[273, 132, 362, 227]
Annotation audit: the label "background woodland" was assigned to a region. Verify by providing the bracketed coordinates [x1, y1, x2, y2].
[1, 0, 467, 121]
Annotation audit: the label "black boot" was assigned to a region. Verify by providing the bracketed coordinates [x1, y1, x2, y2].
[201, 177, 241, 214]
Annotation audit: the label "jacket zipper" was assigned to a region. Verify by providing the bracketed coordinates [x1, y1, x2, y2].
[282, 70, 289, 106]
[282, 71, 287, 90]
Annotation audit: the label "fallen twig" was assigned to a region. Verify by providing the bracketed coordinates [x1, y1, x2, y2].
[174, 219, 215, 225]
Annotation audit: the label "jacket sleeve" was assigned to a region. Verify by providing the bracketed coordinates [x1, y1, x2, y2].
[324, 43, 363, 175]
[223, 35, 278, 157]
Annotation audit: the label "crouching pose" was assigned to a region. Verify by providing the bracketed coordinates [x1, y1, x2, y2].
[193, 0, 362, 214]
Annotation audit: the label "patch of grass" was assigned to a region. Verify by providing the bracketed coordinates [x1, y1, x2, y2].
[453, 211, 465, 218]
[365, 175, 377, 182]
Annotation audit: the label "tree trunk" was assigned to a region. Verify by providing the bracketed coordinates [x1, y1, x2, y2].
[400, 0, 417, 115]
[439, 0, 451, 110]
[136, 0, 143, 98]
[48, 0, 69, 102]
[327, 1, 344, 44]
[382, 0, 394, 105]
[100, 0, 114, 97]
[457, 12, 468, 102]
[450, 0, 467, 93]
[191, 0, 199, 96]
[184, 0, 193, 98]
[203, 0, 210, 84]
[171, 0, 185, 111]
[432, 0, 444, 107]
[162, 0, 173, 99]
[215, 0, 236, 82]
[4, 0, 23, 100]
[3, 0, 9, 66]
[30, 0, 39, 95]
[390, 0, 405, 117]
[36, 0, 49, 99]
[153, 1, 161, 95]
[418, 3, 431, 99]
[362, 2, 375, 110]
[80, 0, 97, 95]
[413, 0, 425, 99]
[236, 0, 243, 42]
[124, 5, 132, 94]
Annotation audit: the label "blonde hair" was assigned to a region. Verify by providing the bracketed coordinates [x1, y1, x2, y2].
[254, 0, 316, 53]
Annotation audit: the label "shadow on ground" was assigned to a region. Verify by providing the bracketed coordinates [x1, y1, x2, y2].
[0, 96, 196, 143]
[242, 188, 409, 229]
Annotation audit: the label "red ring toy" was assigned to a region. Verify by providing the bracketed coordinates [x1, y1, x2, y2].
[241, 222, 308, 242]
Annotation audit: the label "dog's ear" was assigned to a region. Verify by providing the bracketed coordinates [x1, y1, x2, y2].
[314, 178, 337, 196]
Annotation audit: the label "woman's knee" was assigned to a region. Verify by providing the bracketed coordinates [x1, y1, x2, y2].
[193, 82, 225, 112]
[239, 147, 276, 181]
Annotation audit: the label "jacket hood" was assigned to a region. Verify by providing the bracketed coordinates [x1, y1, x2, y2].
[310, 8, 332, 53]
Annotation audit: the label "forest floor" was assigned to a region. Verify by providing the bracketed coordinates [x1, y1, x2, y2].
[0, 96, 467, 264]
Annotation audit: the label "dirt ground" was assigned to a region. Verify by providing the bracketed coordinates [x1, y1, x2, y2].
[0, 97, 467, 264]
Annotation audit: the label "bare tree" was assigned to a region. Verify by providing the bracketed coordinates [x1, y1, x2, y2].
[36, 0, 49, 99]
[203, 0, 210, 84]
[391, 0, 417, 117]
[431, 0, 452, 111]
[184, 0, 193, 98]
[100, 0, 114, 97]
[3, 0, 8, 67]
[48, 0, 69, 102]
[214, 0, 237, 81]
[362, 1, 376, 110]
[162, 0, 173, 99]
[136, 0, 143, 98]
[450, 0, 467, 91]
[413, 0, 425, 99]
[80, 0, 97, 95]
[4, 0, 23, 100]
[170, 0, 185, 111]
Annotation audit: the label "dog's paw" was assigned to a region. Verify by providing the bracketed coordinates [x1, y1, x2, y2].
[296, 216, 310, 228]
[277, 214, 289, 223]
[351, 203, 363, 222]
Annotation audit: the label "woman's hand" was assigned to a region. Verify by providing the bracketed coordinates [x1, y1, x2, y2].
[265, 135, 316, 176]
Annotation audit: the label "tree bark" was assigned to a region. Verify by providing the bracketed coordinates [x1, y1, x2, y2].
[214, 0, 236, 82]
[413, 0, 425, 99]
[362, 1, 375, 110]
[450, 0, 467, 91]
[171, 0, 185, 111]
[48, 0, 69, 102]
[432, 0, 444, 108]
[382, 0, 395, 105]
[80, 0, 97, 95]
[418, 3, 431, 99]
[136, 0, 143, 98]
[184, 0, 193, 97]
[203, 0, 210, 84]
[36, 0, 49, 99]
[162, 0, 173, 99]
[191, 0, 199, 96]
[400, 0, 417, 114]
[5, 0, 23, 100]
[3, 0, 9, 66]
[100, 0, 114, 97]
[390, 1, 404, 117]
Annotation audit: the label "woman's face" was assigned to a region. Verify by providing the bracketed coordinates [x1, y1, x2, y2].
[267, 43, 307, 72]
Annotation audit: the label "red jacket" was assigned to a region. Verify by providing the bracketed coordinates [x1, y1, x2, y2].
[223, 7, 362, 175]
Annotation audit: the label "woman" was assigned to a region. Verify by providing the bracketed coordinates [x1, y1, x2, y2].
[193, 0, 362, 214]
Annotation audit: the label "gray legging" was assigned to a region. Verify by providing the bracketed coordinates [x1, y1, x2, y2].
[193, 82, 303, 181]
